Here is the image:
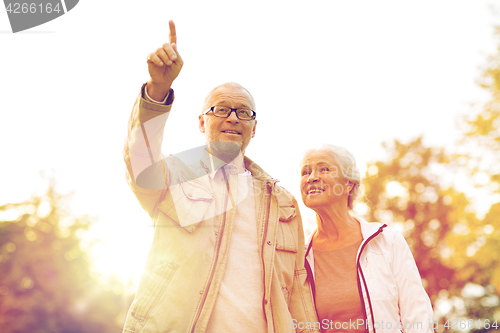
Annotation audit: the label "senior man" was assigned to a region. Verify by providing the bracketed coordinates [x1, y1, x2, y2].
[122, 21, 319, 333]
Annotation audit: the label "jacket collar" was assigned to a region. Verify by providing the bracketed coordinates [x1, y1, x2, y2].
[244, 156, 280, 187]
[198, 146, 232, 178]
[198, 147, 278, 187]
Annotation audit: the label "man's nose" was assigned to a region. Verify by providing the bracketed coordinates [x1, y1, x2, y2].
[225, 110, 240, 122]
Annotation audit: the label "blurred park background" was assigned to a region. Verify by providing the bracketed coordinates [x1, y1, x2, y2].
[2, 1, 500, 332]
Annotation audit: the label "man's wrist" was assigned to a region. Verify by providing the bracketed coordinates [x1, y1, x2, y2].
[146, 80, 171, 103]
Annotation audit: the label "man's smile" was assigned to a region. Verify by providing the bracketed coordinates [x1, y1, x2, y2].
[221, 130, 242, 135]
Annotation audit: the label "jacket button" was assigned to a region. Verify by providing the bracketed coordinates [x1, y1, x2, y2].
[264, 299, 268, 305]
[215, 232, 218, 236]
[267, 241, 272, 245]
[199, 291, 203, 295]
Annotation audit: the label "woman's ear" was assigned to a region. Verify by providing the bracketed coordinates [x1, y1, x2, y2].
[346, 181, 354, 194]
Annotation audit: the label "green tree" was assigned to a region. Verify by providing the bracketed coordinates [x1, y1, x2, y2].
[454, 24, 500, 332]
[0, 177, 132, 332]
[361, 22, 500, 333]
[363, 138, 470, 301]
[462, 26, 500, 291]
[363, 137, 499, 332]
[464, 26, 500, 172]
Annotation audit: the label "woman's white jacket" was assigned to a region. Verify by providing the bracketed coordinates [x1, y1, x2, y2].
[305, 217, 434, 333]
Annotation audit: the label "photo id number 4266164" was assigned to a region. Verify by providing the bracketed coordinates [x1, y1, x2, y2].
[6, 2, 62, 14]
[443, 318, 498, 330]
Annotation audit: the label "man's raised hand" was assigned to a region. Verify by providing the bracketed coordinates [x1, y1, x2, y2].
[146, 20, 184, 101]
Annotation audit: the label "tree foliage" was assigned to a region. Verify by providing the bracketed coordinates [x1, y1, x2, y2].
[362, 137, 500, 332]
[362, 26, 500, 331]
[363, 138, 469, 301]
[466, 26, 500, 159]
[0, 178, 132, 332]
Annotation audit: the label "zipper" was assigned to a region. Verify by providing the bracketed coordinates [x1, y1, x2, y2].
[189, 167, 231, 333]
[356, 224, 387, 333]
[260, 183, 272, 323]
[304, 237, 321, 326]
[305, 241, 315, 301]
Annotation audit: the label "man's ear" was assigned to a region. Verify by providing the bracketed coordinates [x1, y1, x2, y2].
[251, 120, 257, 138]
[199, 115, 205, 133]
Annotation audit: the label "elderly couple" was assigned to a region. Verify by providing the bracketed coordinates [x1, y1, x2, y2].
[122, 21, 433, 333]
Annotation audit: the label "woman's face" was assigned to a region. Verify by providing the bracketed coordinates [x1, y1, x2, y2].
[299, 150, 351, 210]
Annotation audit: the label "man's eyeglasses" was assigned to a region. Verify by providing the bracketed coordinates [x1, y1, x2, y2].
[203, 106, 256, 121]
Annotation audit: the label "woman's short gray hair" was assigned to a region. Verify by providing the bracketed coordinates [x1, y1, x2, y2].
[201, 82, 256, 113]
[302, 144, 363, 210]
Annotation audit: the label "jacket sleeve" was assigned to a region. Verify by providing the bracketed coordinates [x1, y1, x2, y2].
[288, 197, 321, 333]
[123, 84, 174, 220]
[392, 231, 434, 333]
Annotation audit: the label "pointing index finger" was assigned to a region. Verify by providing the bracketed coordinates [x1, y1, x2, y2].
[169, 20, 177, 46]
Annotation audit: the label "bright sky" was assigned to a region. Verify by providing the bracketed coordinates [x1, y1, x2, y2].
[1, 0, 498, 285]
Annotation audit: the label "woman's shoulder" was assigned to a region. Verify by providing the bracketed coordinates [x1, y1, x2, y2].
[356, 216, 407, 248]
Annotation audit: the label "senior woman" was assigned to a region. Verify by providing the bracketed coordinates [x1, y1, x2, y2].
[300, 144, 433, 333]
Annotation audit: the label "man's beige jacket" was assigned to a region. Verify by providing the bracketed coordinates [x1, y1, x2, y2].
[122, 86, 319, 333]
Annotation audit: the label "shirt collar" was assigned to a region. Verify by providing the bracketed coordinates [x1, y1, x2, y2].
[199, 146, 249, 179]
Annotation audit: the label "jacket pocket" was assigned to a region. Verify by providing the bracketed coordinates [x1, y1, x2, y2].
[275, 220, 298, 253]
[274, 188, 298, 252]
[278, 204, 296, 222]
[131, 260, 179, 323]
[275, 187, 297, 223]
[158, 177, 214, 233]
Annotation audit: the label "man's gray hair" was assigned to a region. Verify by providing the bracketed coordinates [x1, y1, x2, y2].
[201, 82, 256, 114]
[302, 144, 363, 210]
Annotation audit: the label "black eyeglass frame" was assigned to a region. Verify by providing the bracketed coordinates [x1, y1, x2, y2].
[203, 106, 257, 121]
